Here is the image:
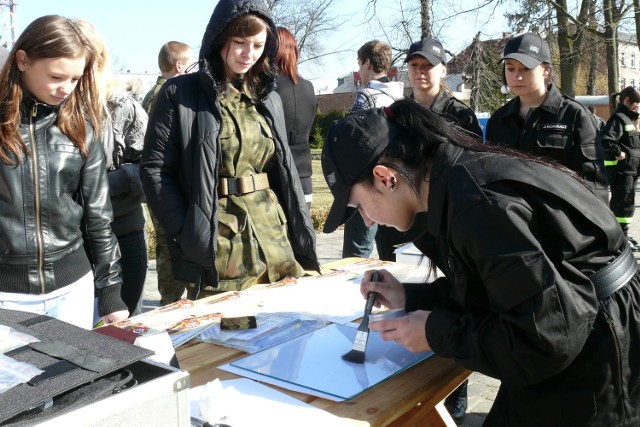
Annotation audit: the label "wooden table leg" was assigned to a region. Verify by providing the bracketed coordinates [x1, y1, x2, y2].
[389, 400, 457, 427]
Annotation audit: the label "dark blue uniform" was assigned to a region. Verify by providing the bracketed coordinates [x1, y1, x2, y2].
[602, 104, 640, 236]
[486, 84, 609, 203]
[408, 142, 640, 426]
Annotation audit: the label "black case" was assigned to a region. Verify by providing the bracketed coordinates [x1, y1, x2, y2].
[0, 309, 154, 424]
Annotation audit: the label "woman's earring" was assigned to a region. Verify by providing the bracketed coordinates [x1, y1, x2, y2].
[500, 85, 510, 95]
[390, 177, 397, 189]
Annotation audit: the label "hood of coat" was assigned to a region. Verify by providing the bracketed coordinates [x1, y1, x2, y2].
[367, 80, 405, 101]
[107, 90, 133, 111]
[199, 0, 277, 85]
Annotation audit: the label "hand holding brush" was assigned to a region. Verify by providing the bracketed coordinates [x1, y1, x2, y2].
[341, 271, 381, 364]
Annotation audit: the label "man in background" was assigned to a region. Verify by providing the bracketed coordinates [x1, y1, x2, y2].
[342, 40, 404, 258]
[142, 41, 193, 113]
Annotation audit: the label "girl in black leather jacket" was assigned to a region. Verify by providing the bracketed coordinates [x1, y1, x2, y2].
[0, 16, 128, 329]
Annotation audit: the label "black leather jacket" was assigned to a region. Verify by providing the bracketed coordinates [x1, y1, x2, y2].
[0, 96, 125, 316]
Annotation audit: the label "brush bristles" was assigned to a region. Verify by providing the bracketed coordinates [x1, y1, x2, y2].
[342, 349, 366, 364]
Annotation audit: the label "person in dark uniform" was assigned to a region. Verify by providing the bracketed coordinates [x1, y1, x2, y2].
[602, 86, 640, 250]
[376, 38, 483, 262]
[321, 100, 640, 426]
[375, 39, 484, 419]
[486, 32, 609, 203]
[589, 106, 607, 132]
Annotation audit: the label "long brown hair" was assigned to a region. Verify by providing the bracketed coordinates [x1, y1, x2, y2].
[208, 13, 275, 101]
[275, 27, 299, 84]
[0, 15, 101, 164]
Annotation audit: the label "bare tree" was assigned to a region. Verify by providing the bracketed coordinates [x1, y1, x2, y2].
[420, 0, 431, 38]
[586, 0, 602, 95]
[468, 33, 504, 112]
[603, 0, 624, 111]
[268, 0, 349, 66]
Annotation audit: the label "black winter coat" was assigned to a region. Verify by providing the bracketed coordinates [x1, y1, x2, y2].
[486, 85, 608, 197]
[141, 0, 319, 286]
[275, 74, 316, 196]
[404, 143, 640, 426]
[141, 72, 319, 286]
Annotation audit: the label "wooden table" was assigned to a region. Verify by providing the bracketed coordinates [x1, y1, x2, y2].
[177, 340, 470, 426]
[176, 259, 471, 426]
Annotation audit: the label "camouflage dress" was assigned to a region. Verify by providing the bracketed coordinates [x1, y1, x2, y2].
[215, 83, 304, 291]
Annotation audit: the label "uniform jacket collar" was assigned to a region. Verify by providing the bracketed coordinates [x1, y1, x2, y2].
[430, 88, 452, 114]
[501, 84, 564, 118]
[615, 103, 640, 122]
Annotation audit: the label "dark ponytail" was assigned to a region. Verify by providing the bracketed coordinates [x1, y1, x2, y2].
[612, 86, 640, 106]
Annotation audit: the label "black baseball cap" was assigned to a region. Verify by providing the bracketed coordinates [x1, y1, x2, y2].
[322, 108, 401, 233]
[405, 38, 447, 65]
[501, 33, 551, 69]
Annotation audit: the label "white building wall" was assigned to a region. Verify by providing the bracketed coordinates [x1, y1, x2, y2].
[618, 34, 640, 90]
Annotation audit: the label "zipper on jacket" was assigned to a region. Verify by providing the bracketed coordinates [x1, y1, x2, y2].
[603, 309, 627, 418]
[29, 103, 46, 293]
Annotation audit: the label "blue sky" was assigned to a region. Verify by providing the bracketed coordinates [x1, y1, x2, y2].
[12, 1, 508, 91]
[16, 0, 212, 74]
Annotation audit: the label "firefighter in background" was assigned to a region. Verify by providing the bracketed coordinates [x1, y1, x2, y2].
[602, 86, 640, 250]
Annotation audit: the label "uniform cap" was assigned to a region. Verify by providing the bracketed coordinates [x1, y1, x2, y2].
[405, 38, 447, 65]
[322, 108, 400, 233]
[501, 33, 551, 69]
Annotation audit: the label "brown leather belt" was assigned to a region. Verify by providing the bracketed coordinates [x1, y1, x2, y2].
[218, 173, 270, 196]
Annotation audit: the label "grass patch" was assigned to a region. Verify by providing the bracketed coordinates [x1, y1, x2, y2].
[310, 150, 334, 231]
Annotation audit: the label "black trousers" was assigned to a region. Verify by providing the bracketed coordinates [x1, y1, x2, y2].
[610, 172, 638, 235]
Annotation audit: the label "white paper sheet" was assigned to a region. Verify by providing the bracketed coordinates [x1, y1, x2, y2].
[190, 378, 356, 426]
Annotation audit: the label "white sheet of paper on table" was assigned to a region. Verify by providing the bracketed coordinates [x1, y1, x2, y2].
[221, 323, 433, 401]
[190, 378, 355, 427]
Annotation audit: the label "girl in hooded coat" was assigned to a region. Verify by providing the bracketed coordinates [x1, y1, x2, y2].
[141, 0, 319, 297]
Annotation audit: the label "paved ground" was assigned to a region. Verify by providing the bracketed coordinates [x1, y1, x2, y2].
[140, 209, 640, 426]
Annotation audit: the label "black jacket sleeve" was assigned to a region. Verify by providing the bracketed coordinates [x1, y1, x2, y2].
[81, 135, 127, 316]
[425, 190, 599, 389]
[601, 115, 625, 160]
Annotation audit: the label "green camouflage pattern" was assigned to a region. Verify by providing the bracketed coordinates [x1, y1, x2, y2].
[141, 77, 167, 114]
[220, 315, 257, 330]
[214, 83, 304, 292]
[149, 209, 189, 305]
